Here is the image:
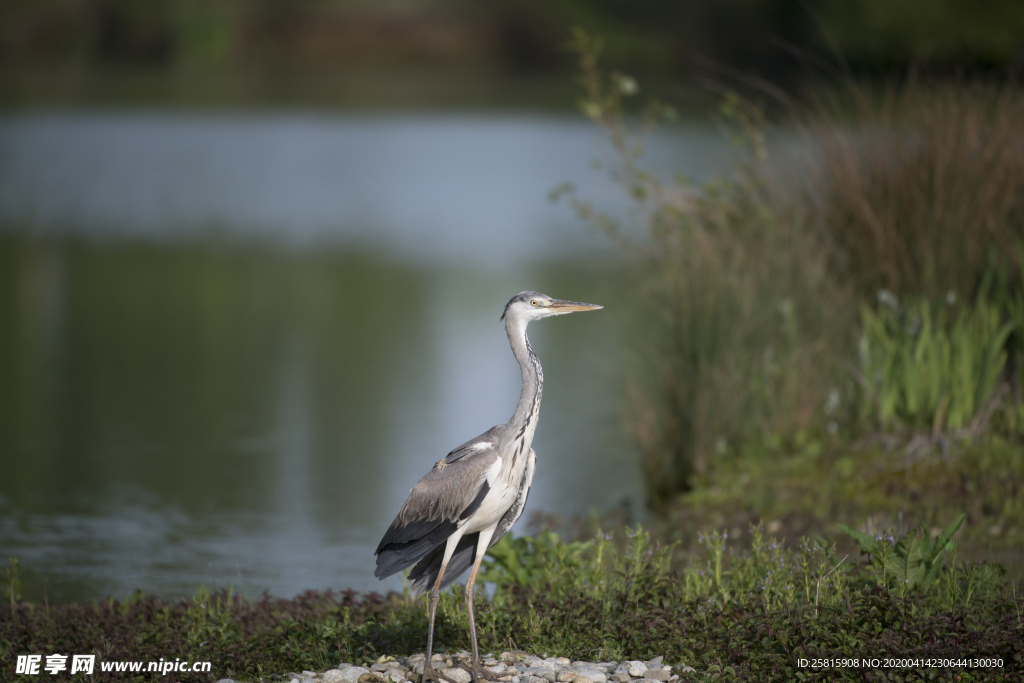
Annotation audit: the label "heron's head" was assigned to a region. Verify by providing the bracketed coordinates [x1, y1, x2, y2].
[501, 291, 603, 323]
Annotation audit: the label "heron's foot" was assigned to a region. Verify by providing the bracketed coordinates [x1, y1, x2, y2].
[419, 664, 456, 683]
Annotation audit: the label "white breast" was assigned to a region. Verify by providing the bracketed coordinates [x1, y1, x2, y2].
[463, 456, 518, 534]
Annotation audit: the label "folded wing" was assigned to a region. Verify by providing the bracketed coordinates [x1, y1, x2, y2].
[374, 429, 501, 581]
[409, 448, 536, 596]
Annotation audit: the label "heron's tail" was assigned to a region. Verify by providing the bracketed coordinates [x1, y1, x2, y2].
[408, 531, 480, 596]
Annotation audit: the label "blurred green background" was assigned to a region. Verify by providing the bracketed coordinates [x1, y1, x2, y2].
[1, 0, 1023, 604]
[2, 0, 1024, 109]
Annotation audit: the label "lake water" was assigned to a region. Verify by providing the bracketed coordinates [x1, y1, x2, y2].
[0, 111, 732, 602]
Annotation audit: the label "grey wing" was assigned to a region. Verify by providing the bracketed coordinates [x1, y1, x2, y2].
[374, 437, 499, 580]
[408, 448, 536, 596]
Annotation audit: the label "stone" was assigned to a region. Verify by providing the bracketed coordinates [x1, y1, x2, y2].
[541, 673, 557, 683]
[610, 674, 631, 683]
[484, 659, 499, 667]
[555, 659, 571, 668]
[442, 669, 472, 683]
[625, 662, 647, 678]
[575, 677, 594, 683]
[409, 662, 425, 675]
[360, 673, 384, 683]
[216, 679, 235, 683]
[302, 679, 316, 683]
[487, 664, 507, 675]
[323, 671, 349, 683]
[572, 670, 606, 683]
[557, 672, 577, 682]
[505, 668, 519, 676]
[644, 670, 670, 682]
[645, 658, 663, 670]
[333, 667, 370, 683]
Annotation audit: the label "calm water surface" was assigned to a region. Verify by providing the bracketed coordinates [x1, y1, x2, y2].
[0, 112, 731, 602]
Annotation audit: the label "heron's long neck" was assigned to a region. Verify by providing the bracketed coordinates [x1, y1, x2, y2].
[506, 316, 543, 437]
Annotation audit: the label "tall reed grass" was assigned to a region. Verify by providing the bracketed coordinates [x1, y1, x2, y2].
[793, 81, 1024, 302]
[568, 31, 1024, 509]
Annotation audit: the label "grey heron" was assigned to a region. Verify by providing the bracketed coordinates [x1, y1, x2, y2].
[374, 291, 602, 683]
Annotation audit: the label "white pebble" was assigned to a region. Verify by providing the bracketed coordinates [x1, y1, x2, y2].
[442, 669, 472, 683]
[625, 662, 647, 678]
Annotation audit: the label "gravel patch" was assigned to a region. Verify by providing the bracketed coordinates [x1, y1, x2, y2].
[281, 651, 697, 683]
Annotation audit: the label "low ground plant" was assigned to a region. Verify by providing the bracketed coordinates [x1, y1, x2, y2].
[663, 432, 1024, 563]
[3, 522, 1021, 682]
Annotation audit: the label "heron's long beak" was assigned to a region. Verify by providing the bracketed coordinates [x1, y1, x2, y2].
[548, 299, 603, 313]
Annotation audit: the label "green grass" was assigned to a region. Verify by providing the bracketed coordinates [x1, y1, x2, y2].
[3, 523, 1021, 682]
[654, 434, 1024, 585]
[857, 293, 1015, 433]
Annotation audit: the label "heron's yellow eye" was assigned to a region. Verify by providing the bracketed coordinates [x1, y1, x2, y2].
[531, 299, 538, 306]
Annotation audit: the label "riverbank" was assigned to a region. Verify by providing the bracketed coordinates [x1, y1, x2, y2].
[4, 524, 1021, 682]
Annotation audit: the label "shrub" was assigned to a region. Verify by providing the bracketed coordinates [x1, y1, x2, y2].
[565, 32, 1024, 507]
[564, 32, 854, 507]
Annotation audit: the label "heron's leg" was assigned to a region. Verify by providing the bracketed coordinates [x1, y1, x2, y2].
[422, 531, 466, 683]
[422, 567, 446, 683]
[463, 525, 497, 683]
